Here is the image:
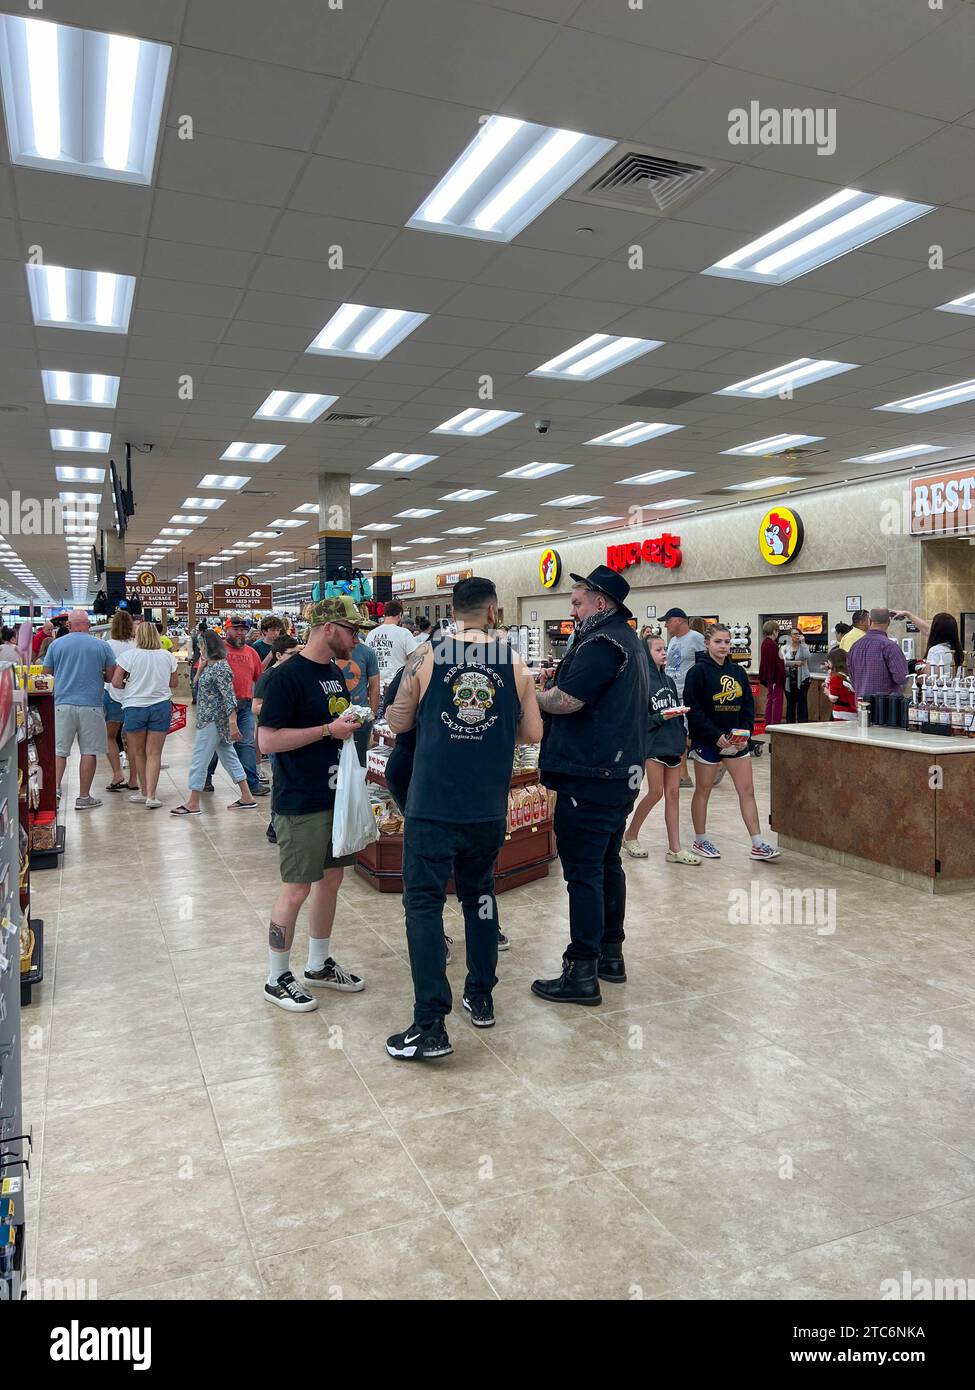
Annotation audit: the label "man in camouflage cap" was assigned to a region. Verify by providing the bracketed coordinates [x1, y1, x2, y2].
[255, 592, 374, 1013]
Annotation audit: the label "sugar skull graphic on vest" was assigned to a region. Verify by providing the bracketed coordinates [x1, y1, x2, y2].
[451, 669, 496, 726]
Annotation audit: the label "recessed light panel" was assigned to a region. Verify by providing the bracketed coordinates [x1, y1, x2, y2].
[543, 494, 602, 507]
[56, 466, 105, 482]
[501, 462, 572, 480]
[41, 370, 119, 407]
[369, 453, 437, 473]
[644, 498, 699, 509]
[703, 190, 933, 285]
[531, 334, 663, 381]
[407, 116, 614, 243]
[487, 513, 534, 522]
[292, 503, 319, 514]
[268, 519, 307, 529]
[843, 444, 947, 463]
[0, 15, 172, 184]
[724, 477, 804, 491]
[26, 264, 135, 332]
[220, 442, 284, 463]
[183, 496, 226, 509]
[361, 523, 399, 532]
[395, 508, 442, 519]
[254, 390, 338, 422]
[440, 488, 497, 502]
[444, 527, 484, 535]
[573, 515, 622, 525]
[170, 515, 204, 525]
[432, 408, 522, 436]
[197, 475, 249, 490]
[584, 422, 684, 447]
[875, 380, 975, 413]
[721, 433, 824, 456]
[617, 469, 694, 487]
[50, 429, 110, 452]
[306, 304, 427, 360]
[716, 359, 857, 398]
[350, 482, 381, 496]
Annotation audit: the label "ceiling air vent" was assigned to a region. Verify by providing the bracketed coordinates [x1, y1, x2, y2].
[570, 146, 722, 216]
[765, 446, 829, 460]
[322, 412, 381, 427]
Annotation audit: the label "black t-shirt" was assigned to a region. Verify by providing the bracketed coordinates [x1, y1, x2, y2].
[542, 638, 632, 806]
[257, 652, 349, 814]
[253, 665, 279, 704]
[253, 639, 271, 663]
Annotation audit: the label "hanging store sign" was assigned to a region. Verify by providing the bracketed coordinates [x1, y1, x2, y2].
[436, 568, 473, 589]
[392, 577, 415, 594]
[212, 582, 273, 608]
[538, 548, 562, 588]
[605, 533, 682, 573]
[909, 466, 975, 536]
[758, 507, 804, 567]
[127, 576, 178, 605]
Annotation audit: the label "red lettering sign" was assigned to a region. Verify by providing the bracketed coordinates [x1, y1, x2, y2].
[607, 533, 681, 572]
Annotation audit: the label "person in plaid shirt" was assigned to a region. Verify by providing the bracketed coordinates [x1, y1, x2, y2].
[848, 608, 909, 698]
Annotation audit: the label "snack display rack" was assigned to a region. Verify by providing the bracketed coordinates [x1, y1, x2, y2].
[357, 730, 556, 894]
[17, 669, 50, 1000]
[1, 662, 32, 1299]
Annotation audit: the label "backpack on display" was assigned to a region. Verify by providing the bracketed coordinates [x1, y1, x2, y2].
[312, 568, 373, 604]
[92, 590, 108, 615]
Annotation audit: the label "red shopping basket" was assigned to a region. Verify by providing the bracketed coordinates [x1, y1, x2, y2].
[168, 702, 188, 734]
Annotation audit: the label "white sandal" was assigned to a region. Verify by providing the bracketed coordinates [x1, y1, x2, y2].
[666, 848, 701, 865]
[623, 839, 648, 858]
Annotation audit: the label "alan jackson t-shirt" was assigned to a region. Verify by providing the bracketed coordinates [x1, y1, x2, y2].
[258, 652, 349, 814]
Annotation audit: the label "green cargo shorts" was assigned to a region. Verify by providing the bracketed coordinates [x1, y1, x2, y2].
[274, 809, 357, 883]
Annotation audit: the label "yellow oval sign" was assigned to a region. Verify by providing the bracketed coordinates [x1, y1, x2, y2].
[759, 506, 803, 567]
[138, 571, 156, 586]
[235, 574, 251, 588]
[539, 548, 561, 589]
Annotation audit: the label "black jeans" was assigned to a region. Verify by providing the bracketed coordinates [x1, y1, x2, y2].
[402, 816, 507, 1028]
[553, 792, 633, 960]
[786, 680, 810, 724]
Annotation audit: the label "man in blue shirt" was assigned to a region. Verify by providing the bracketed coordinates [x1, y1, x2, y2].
[336, 636, 380, 766]
[44, 610, 117, 809]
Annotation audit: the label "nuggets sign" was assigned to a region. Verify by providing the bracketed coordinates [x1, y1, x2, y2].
[606, 533, 682, 573]
[539, 548, 561, 588]
[759, 506, 803, 567]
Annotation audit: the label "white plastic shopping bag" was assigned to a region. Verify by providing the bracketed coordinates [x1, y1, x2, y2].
[331, 736, 380, 857]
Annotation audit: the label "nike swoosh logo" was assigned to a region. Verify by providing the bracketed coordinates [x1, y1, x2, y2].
[404, 1031, 421, 1044]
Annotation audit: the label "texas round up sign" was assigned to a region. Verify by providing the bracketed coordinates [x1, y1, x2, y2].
[758, 506, 804, 567]
[539, 548, 561, 589]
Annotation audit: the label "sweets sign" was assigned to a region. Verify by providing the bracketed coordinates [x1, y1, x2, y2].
[606, 533, 682, 572]
[213, 576, 273, 607]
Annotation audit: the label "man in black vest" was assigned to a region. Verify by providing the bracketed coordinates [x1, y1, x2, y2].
[533, 566, 649, 1005]
[384, 577, 543, 1060]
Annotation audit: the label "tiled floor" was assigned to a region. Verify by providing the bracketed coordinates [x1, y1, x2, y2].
[21, 731, 975, 1300]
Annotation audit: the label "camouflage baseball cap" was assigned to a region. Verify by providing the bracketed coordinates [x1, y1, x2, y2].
[303, 595, 375, 630]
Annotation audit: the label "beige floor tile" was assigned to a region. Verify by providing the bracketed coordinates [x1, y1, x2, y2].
[209, 1061, 383, 1157]
[480, 1011, 660, 1094]
[449, 1172, 704, 1299]
[353, 1031, 530, 1125]
[229, 1130, 438, 1256]
[192, 1012, 336, 1085]
[51, 987, 186, 1052]
[45, 1030, 203, 1114]
[258, 1215, 495, 1300]
[110, 1265, 265, 1299]
[597, 996, 774, 1065]
[689, 1043, 872, 1133]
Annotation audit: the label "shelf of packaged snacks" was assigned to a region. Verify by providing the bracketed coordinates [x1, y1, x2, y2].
[19, 917, 43, 1006]
[25, 689, 62, 868]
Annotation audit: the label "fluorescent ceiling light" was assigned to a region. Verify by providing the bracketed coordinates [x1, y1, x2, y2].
[395, 508, 441, 519]
[444, 526, 484, 535]
[574, 515, 622, 525]
[721, 433, 824, 456]
[160, 528, 191, 537]
[183, 496, 225, 509]
[234, 541, 261, 549]
[487, 513, 534, 522]
[936, 290, 975, 316]
[254, 390, 338, 422]
[306, 304, 427, 360]
[481, 540, 511, 546]
[725, 477, 804, 491]
[26, 264, 135, 333]
[42, 370, 119, 408]
[221, 442, 284, 463]
[432, 408, 522, 436]
[501, 462, 572, 480]
[390, 547, 412, 553]
[584, 422, 684, 447]
[369, 453, 437, 473]
[409, 537, 441, 544]
[292, 503, 318, 514]
[875, 380, 975, 413]
[361, 523, 399, 532]
[843, 444, 947, 463]
[447, 548, 476, 554]
[645, 498, 699, 509]
[56, 466, 105, 482]
[0, 16, 171, 184]
[716, 359, 857, 398]
[170, 515, 204, 525]
[617, 468, 694, 487]
[198, 475, 249, 490]
[531, 334, 663, 382]
[350, 482, 381, 496]
[543, 494, 602, 507]
[50, 429, 110, 452]
[407, 115, 614, 243]
[704, 190, 933, 284]
[440, 488, 496, 502]
[249, 531, 279, 539]
[59, 491, 99, 503]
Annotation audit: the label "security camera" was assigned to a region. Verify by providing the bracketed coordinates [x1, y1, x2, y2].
[535, 418, 551, 435]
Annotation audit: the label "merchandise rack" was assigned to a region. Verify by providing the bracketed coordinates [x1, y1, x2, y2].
[26, 688, 63, 871]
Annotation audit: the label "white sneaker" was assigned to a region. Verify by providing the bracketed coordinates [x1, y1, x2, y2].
[264, 972, 318, 1012]
[128, 792, 145, 804]
[145, 798, 163, 810]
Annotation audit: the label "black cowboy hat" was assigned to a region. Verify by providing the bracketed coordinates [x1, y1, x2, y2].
[569, 564, 633, 619]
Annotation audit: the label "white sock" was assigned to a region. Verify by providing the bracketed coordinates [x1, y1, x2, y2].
[306, 937, 330, 972]
[751, 834, 764, 847]
[267, 948, 290, 986]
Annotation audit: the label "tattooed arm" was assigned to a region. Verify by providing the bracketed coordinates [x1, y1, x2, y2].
[386, 642, 432, 734]
[536, 685, 585, 715]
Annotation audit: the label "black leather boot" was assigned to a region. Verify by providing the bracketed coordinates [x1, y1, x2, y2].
[531, 956, 602, 1006]
[597, 941, 627, 983]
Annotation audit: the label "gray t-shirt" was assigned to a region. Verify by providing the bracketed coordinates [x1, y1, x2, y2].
[665, 629, 705, 698]
[45, 632, 115, 706]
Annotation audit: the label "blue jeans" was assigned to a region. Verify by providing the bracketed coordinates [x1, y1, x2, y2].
[402, 816, 507, 1028]
[122, 699, 172, 733]
[207, 697, 258, 791]
[191, 720, 247, 792]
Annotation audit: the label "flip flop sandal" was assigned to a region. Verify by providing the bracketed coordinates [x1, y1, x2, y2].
[170, 804, 201, 816]
[105, 780, 128, 792]
[227, 799, 257, 810]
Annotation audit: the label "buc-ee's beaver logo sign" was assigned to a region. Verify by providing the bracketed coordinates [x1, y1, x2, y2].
[759, 506, 803, 567]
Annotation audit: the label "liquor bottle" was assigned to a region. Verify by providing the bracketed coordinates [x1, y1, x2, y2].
[919, 676, 932, 729]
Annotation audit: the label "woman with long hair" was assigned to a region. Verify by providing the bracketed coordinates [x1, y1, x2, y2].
[682, 624, 780, 861]
[104, 608, 136, 792]
[111, 620, 178, 809]
[758, 619, 786, 727]
[623, 634, 700, 864]
[893, 610, 963, 672]
[171, 630, 257, 815]
[824, 646, 857, 721]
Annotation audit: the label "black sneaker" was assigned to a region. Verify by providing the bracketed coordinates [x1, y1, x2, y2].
[264, 971, 317, 1012]
[250, 784, 271, 797]
[497, 931, 510, 952]
[462, 994, 495, 1028]
[302, 957, 364, 992]
[386, 1021, 452, 1060]
[202, 780, 214, 793]
[444, 933, 453, 964]
[266, 822, 277, 844]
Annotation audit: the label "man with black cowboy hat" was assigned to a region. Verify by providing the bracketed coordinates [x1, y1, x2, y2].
[532, 565, 650, 1006]
[257, 595, 374, 1013]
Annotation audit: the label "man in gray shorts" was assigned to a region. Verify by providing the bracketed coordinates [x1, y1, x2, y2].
[43, 609, 117, 810]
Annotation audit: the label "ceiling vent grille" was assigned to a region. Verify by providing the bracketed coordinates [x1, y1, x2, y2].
[765, 446, 829, 460]
[570, 146, 721, 215]
[322, 412, 381, 427]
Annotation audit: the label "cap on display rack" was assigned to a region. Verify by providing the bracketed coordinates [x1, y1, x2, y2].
[568, 564, 633, 619]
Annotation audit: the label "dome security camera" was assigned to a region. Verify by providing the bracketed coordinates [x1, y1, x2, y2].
[535, 418, 551, 434]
